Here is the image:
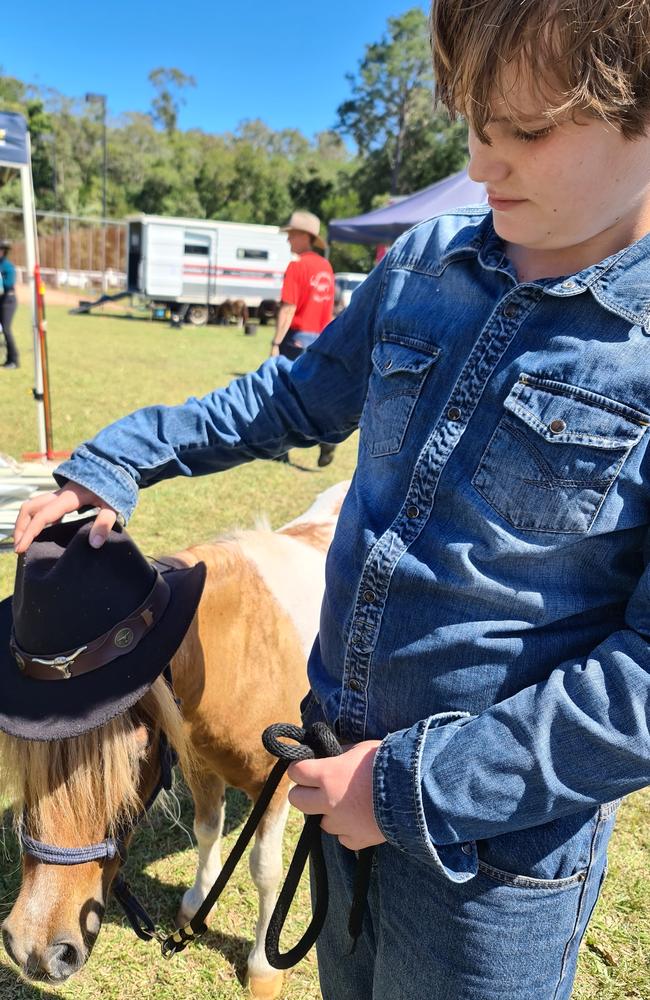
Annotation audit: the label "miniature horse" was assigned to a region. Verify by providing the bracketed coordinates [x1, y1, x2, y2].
[0, 483, 348, 999]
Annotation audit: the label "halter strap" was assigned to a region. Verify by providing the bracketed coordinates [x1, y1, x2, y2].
[20, 833, 120, 866]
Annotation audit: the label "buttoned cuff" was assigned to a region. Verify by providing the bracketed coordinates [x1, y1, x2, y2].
[372, 712, 478, 883]
[54, 445, 139, 522]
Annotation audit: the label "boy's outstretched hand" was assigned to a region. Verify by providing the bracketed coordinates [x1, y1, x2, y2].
[288, 740, 386, 851]
[14, 483, 117, 554]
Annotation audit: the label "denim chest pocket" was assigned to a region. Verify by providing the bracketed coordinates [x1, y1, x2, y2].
[361, 337, 441, 457]
[472, 374, 650, 534]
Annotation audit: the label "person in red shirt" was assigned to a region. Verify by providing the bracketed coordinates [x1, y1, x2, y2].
[271, 210, 336, 467]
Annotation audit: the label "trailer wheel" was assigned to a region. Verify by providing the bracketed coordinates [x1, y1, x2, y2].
[187, 305, 209, 326]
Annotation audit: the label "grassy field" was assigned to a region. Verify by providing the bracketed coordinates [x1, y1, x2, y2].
[0, 304, 649, 999]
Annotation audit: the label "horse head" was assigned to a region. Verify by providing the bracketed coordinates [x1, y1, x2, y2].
[1, 675, 191, 983]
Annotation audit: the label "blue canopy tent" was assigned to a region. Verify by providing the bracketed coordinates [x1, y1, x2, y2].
[328, 169, 487, 245]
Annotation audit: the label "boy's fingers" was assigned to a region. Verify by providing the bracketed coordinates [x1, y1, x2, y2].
[14, 491, 80, 553]
[88, 508, 117, 548]
[287, 760, 322, 786]
[14, 486, 117, 553]
[287, 784, 325, 815]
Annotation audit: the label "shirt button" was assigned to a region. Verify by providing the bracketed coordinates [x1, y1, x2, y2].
[562, 279, 577, 290]
[503, 303, 518, 319]
[384, 359, 393, 371]
[363, 589, 376, 603]
[406, 505, 420, 519]
[549, 418, 566, 434]
[447, 406, 462, 422]
[348, 677, 363, 692]
[461, 842, 473, 856]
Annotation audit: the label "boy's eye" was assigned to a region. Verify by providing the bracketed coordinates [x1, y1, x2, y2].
[513, 126, 554, 143]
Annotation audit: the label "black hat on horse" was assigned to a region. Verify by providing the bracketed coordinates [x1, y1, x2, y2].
[0, 517, 206, 741]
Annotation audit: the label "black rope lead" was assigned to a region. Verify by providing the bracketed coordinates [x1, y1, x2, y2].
[161, 721, 375, 970]
[262, 722, 376, 969]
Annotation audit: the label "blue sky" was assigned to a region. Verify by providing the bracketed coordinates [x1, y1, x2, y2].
[2, 1, 428, 139]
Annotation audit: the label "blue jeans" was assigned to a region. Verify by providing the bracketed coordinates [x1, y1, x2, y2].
[313, 802, 617, 1000]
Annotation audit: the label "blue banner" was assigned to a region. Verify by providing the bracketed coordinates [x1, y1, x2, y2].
[0, 111, 28, 166]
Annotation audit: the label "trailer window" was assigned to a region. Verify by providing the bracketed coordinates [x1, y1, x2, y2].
[237, 248, 269, 260]
[184, 243, 210, 256]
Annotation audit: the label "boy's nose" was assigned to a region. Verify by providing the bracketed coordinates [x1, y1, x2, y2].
[467, 136, 511, 186]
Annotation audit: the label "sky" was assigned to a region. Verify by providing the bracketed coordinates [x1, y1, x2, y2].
[2, 0, 428, 139]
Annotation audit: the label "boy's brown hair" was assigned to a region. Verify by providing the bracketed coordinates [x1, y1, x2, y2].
[430, 0, 650, 141]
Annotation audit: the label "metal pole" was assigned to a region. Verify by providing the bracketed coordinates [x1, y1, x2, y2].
[102, 224, 107, 292]
[85, 93, 108, 219]
[64, 213, 70, 275]
[19, 140, 47, 458]
[101, 96, 107, 220]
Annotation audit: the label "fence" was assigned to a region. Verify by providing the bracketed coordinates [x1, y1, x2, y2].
[0, 208, 127, 292]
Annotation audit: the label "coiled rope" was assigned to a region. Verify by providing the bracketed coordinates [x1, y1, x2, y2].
[162, 721, 375, 967]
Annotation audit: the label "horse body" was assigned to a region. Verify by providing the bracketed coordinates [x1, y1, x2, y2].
[1, 483, 348, 997]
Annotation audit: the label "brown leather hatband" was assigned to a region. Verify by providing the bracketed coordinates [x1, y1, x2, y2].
[9, 570, 172, 681]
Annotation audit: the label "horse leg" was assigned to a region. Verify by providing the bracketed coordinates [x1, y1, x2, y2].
[246, 792, 290, 1000]
[175, 770, 226, 927]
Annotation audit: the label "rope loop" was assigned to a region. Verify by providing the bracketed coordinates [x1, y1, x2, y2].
[262, 721, 342, 763]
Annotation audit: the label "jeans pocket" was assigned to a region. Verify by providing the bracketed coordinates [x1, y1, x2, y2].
[477, 859, 588, 891]
[477, 809, 604, 892]
[472, 374, 649, 533]
[360, 336, 440, 457]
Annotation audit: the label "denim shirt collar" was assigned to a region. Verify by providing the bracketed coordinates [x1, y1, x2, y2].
[439, 210, 650, 333]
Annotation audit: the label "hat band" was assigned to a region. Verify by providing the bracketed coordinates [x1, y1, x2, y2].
[10, 570, 171, 682]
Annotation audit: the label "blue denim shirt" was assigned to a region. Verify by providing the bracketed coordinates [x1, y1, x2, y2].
[56, 208, 650, 884]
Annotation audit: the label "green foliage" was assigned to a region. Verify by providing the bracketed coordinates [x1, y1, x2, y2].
[336, 8, 434, 194]
[148, 67, 196, 133]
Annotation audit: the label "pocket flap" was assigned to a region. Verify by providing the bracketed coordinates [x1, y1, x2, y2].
[506, 375, 650, 449]
[371, 338, 440, 377]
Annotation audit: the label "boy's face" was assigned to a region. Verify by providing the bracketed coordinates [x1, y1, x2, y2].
[466, 73, 650, 279]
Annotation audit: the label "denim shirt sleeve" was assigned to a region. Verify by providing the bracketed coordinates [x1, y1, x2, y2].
[373, 547, 650, 878]
[54, 261, 386, 520]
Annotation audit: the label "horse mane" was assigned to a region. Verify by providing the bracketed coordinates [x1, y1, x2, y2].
[0, 675, 195, 843]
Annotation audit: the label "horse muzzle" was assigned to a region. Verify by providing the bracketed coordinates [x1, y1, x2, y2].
[2, 922, 87, 982]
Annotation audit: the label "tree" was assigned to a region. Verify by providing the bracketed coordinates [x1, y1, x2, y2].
[148, 67, 196, 133]
[336, 8, 433, 195]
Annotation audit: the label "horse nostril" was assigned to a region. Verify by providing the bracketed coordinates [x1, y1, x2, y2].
[44, 940, 83, 979]
[2, 926, 19, 967]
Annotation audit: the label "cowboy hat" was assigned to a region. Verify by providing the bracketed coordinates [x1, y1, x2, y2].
[280, 211, 326, 251]
[0, 517, 206, 741]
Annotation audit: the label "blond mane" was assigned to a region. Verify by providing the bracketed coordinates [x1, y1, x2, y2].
[0, 676, 195, 844]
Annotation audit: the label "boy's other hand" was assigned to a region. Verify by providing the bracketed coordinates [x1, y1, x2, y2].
[287, 740, 386, 852]
[14, 484, 117, 554]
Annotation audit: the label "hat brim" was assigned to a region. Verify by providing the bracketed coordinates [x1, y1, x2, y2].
[280, 225, 326, 251]
[0, 561, 206, 741]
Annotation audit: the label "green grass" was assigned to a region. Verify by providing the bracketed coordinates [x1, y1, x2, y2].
[1, 304, 649, 999]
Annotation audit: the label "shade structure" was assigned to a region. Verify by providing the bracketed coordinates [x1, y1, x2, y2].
[0, 111, 52, 459]
[328, 169, 488, 245]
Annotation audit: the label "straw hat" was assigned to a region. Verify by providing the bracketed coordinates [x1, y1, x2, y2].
[281, 211, 326, 250]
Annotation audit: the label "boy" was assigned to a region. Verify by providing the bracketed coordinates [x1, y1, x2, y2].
[14, 2, 650, 996]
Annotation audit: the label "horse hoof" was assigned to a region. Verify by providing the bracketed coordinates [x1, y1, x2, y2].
[246, 971, 284, 999]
